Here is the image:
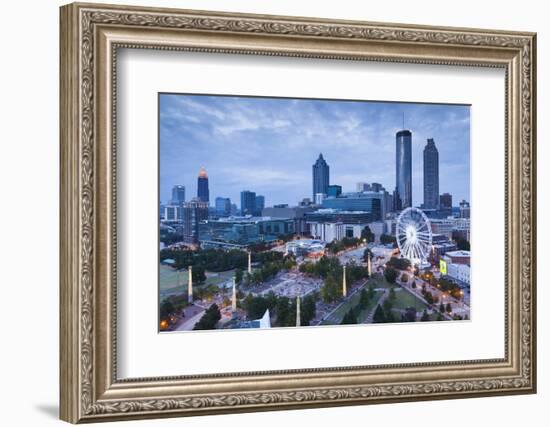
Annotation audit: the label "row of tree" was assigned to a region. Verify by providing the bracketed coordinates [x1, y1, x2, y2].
[321, 263, 370, 303]
[386, 256, 412, 271]
[193, 304, 222, 330]
[421, 284, 438, 305]
[340, 285, 377, 324]
[160, 248, 249, 272]
[436, 277, 463, 299]
[325, 236, 362, 255]
[242, 291, 317, 327]
[299, 256, 341, 279]
[237, 256, 297, 288]
[159, 293, 189, 321]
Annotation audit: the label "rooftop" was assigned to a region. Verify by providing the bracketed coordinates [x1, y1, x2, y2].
[445, 250, 471, 257]
[198, 166, 208, 178]
[205, 215, 292, 224]
[308, 209, 371, 215]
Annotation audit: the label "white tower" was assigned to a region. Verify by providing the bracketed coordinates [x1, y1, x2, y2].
[247, 251, 252, 274]
[188, 266, 193, 303]
[367, 253, 372, 276]
[296, 295, 301, 327]
[342, 264, 347, 297]
[232, 277, 237, 312]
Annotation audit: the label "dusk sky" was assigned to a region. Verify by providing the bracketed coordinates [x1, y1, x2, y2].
[159, 94, 470, 208]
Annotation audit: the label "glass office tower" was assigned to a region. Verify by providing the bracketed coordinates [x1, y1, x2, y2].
[423, 138, 439, 209]
[312, 153, 330, 200]
[395, 130, 412, 209]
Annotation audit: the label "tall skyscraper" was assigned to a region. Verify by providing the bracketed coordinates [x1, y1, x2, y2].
[240, 190, 256, 215]
[395, 130, 412, 209]
[215, 197, 231, 216]
[171, 185, 186, 205]
[254, 195, 265, 215]
[312, 153, 330, 200]
[197, 167, 209, 204]
[392, 187, 402, 212]
[423, 138, 439, 209]
[440, 193, 452, 214]
[182, 198, 209, 244]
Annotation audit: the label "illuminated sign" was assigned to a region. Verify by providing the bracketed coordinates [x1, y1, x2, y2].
[439, 259, 447, 275]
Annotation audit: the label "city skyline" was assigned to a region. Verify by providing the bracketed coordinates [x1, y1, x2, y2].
[160, 94, 470, 208]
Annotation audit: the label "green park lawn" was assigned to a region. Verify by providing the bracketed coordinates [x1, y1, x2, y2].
[390, 288, 428, 311]
[320, 285, 383, 325]
[369, 275, 398, 290]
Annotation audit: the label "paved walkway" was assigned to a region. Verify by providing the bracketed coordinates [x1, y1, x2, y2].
[173, 305, 205, 331]
[314, 280, 366, 325]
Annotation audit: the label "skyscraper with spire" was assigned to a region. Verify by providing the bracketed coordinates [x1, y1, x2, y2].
[312, 153, 330, 201]
[423, 138, 439, 209]
[197, 167, 209, 204]
[395, 130, 412, 209]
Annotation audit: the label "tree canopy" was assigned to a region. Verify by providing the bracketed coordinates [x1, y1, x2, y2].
[386, 256, 412, 271]
[384, 267, 398, 284]
[193, 304, 221, 330]
[361, 226, 375, 243]
[341, 309, 358, 325]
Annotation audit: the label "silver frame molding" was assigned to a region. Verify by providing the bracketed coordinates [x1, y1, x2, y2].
[60, 2, 537, 423]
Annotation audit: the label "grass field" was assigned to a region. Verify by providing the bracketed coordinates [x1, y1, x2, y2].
[390, 288, 428, 310]
[320, 283, 384, 325]
[159, 265, 236, 298]
[368, 275, 397, 290]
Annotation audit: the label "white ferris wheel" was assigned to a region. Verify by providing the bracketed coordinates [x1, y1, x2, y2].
[396, 207, 433, 266]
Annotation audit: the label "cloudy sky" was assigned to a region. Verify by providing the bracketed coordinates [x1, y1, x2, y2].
[159, 94, 470, 208]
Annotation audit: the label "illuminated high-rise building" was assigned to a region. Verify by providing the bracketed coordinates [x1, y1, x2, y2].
[197, 167, 209, 204]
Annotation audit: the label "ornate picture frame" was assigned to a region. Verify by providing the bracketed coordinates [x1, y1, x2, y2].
[60, 2, 536, 423]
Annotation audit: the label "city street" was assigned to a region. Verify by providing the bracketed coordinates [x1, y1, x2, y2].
[173, 305, 206, 331]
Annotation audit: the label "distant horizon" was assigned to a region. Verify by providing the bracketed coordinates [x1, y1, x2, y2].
[160, 94, 470, 208]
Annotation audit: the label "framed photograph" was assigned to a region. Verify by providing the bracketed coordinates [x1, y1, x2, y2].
[60, 2, 537, 423]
